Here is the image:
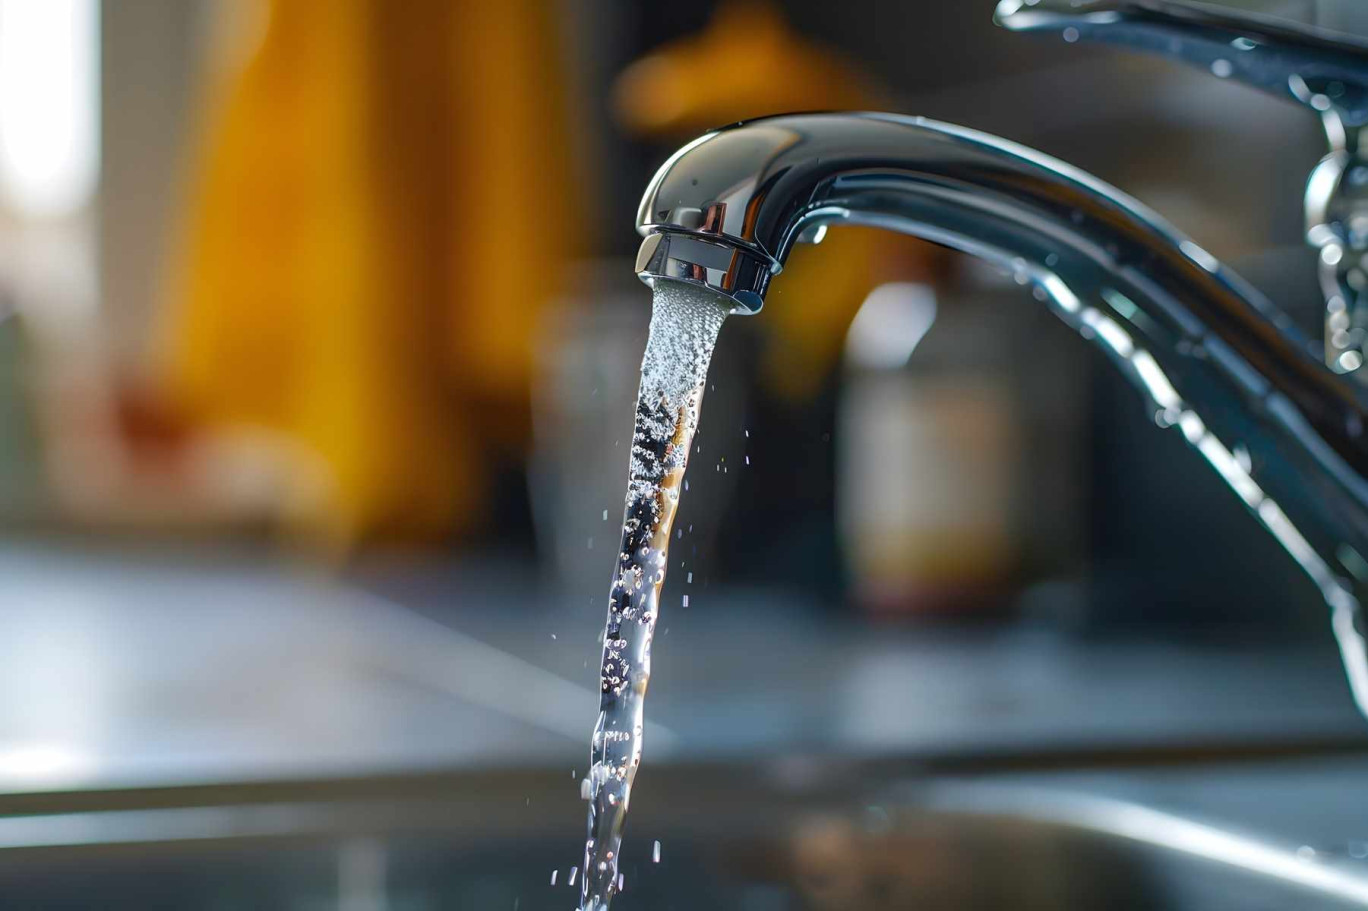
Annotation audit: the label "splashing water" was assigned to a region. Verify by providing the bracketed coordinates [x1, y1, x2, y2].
[578, 280, 730, 911]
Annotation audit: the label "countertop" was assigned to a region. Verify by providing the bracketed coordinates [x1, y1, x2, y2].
[0, 540, 1361, 796]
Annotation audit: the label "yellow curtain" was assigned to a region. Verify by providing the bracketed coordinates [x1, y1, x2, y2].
[163, 0, 583, 546]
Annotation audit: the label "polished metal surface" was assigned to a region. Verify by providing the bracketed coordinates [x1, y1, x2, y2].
[996, 0, 1368, 377]
[995, 0, 1368, 120]
[3, 755, 1368, 909]
[1306, 127, 1368, 375]
[634, 111, 1368, 716]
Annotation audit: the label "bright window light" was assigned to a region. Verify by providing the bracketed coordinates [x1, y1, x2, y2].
[0, 0, 99, 219]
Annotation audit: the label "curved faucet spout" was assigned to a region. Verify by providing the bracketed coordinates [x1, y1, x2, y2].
[635, 112, 1368, 715]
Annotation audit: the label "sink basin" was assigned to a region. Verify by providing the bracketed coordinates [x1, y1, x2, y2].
[0, 547, 1361, 907]
[0, 755, 1365, 909]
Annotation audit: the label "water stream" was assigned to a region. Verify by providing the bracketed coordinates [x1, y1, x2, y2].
[578, 280, 731, 911]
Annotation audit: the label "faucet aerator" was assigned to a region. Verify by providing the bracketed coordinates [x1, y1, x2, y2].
[635, 230, 772, 314]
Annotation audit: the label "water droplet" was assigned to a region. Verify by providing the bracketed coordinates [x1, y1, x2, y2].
[550, 869, 558, 885]
[1062, 26, 1079, 42]
[603, 509, 609, 521]
[653, 840, 662, 863]
[1210, 58, 1233, 78]
[682, 595, 690, 607]
[568, 866, 579, 885]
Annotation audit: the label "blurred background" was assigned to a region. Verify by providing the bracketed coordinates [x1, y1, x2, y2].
[0, 0, 1367, 908]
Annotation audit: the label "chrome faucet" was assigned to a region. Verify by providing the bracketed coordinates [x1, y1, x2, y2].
[995, 0, 1368, 374]
[633, 111, 1368, 716]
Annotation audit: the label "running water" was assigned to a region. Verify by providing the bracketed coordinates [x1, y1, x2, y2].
[578, 280, 730, 911]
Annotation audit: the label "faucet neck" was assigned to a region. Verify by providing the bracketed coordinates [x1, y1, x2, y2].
[637, 112, 1368, 712]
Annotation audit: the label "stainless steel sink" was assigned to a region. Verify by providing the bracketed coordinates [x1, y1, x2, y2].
[0, 754, 1365, 910]
[0, 548, 1362, 908]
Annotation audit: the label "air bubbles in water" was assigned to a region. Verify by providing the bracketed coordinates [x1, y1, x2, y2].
[577, 280, 730, 911]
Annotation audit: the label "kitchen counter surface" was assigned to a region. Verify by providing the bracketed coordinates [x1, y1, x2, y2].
[0, 540, 1361, 796]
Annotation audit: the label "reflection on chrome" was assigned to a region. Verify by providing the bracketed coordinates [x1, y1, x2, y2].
[634, 112, 1368, 717]
[1062, 284, 1366, 700]
[927, 783, 1368, 905]
[995, 0, 1368, 375]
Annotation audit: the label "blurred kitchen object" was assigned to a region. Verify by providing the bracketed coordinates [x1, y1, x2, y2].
[0, 0, 168, 530]
[837, 260, 1091, 616]
[158, 0, 588, 549]
[0, 0, 98, 527]
[0, 304, 44, 522]
[837, 273, 1017, 614]
[612, 0, 877, 139]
